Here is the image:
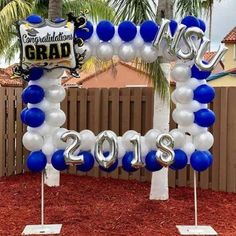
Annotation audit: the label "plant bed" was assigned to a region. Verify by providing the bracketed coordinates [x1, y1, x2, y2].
[0, 173, 235, 235]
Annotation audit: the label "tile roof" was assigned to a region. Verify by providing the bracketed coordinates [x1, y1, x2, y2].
[0, 67, 22, 87]
[222, 26, 236, 43]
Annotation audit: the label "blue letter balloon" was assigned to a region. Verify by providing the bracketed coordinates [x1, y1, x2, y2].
[51, 149, 68, 171]
[145, 150, 163, 172]
[76, 151, 94, 172]
[27, 150, 47, 172]
[170, 149, 188, 170]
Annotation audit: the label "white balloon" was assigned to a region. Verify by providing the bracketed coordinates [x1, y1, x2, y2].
[171, 90, 178, 104]
[174, 86, 193, 104]
[29, 77, 59, 89]
[169, 129, 186, 149]
[122, 130, 138, 151]
[171, 63, 191, 82]
[46, 85, 66, 103]
[89, 33, 100, 46]
[118, 43, 136, 62]
[177, 100, 202, 112]
[111, 35, 122, 52]
[22, 132, 44, 151]
[172, 109, 194, 126]
[144, 129, 161, 149]
[132, 28, 144, 49]
[42, 136, 55, 156]
[80, 129, 96, 151]
[27, 122, 57, 136]
[193, 131, 214, 151]
[183, 77, 206, 90]
[182, 141, 195, 157]
[141, 43, 158, 63]
[184, 123, 208, 136]
[28, 98, 55, 111]
[118, 137, 126, 159]
[52, 128, 69, 149]
[96, 42, 114, 61]
[82, 42, 93, 61]
[45, 109, 66, 127]
[43, 69, 64, 79]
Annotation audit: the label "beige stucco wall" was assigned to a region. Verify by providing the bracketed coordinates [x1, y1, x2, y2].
[224, 44, 236, 70]
[208, 75, 236, 87]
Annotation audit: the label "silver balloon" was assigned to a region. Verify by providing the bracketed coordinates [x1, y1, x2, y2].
[61, 130, 84, 165]
[45, 108, 66, 127]
[156, 134, 174, 167]
[94, 130, 118, 169]
[22, 131, 44, 151]
[193, 131, 214, 151]
[144, 129, 161, 149]
[96, 42, 114, 61]
[129, 133, 144, 168]
[171, 63, 191, 82]
[172, 109, 194, 126]
[118, 43, 136, 62]
[174, 86, 193, 104]
[89, 34, 100, 47]
[195, 37, 228, 71]
[83, 42, 93, 61]
[169, 129, 185, 149]
[141, 44, 158, 63]
[46, 85, 66, 103]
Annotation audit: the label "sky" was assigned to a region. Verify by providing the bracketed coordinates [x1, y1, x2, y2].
[0, 0, 236, 67]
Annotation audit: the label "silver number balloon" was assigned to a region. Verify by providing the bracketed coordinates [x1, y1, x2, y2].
[195, 37, 228, 71]
[61, 130, 84, 165]
[156, 134, 175, 167]
[94, 130, 118, 169]
[130, 133, 144, 168]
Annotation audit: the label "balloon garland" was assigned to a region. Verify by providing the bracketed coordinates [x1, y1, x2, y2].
[16, 14, 227, 174]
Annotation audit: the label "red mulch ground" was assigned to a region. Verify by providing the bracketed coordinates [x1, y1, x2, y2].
[0, 174, 236, 236]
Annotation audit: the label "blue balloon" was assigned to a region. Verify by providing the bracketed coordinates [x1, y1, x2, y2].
[194, 109, 215, 127]
[191, 63, 211, 80]
[122, 151, 138, 172]
[20, 108, 28, 123]
[169, 20, 178, 36]
[96, 21, 115, 41]
[193, 84, 215, 103]
[76, 151, 94, 172]
[204, 151, 213, 166]
[24, 108, 45, 127]
[170, 149, 188, 170]
[26, 15, 43, 24]
[28, 67, 44, 81]
[99, 152, 118, 172]
[190, 151, 212, 172]
[140, 21, 159, 42]
[118, 21, 137, 42]
[181, 15, 200, 28]
[27, 150, 47, 172]
[198, 18, 206, 32]
[76, 21, 94, 40]
[51, 150, 68, 171]
[22, 85, 45, 104]
[145, 150, 163, 172]
[53, 17, 65, 23]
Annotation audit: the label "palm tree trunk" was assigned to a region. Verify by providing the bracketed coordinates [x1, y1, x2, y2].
[48, 0, 63, 20]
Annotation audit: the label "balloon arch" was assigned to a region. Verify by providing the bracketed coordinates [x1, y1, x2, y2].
[15, 11, 226, 235]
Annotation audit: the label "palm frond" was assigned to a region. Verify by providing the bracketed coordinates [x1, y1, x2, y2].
[175, 0, 203, 17]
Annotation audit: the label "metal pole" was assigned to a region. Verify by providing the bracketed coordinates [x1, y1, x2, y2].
[41, 171, 44, 225]
[193, 170, 198, 226]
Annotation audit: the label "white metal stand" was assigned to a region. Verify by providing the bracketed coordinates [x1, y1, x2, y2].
[22, 171, 62, 235]
[176, 171, 217, 235]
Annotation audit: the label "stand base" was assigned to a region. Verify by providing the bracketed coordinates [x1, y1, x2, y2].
[177, 225, 218, 235]
[22, 224, 62, 235]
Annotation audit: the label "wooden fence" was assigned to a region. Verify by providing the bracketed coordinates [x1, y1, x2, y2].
[0, 86, 236, 192]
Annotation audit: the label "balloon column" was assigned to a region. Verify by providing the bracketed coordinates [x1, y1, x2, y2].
[16, 13, 226, 174]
